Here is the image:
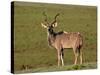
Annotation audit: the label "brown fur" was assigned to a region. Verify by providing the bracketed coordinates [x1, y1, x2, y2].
[47, 30, 83, 66]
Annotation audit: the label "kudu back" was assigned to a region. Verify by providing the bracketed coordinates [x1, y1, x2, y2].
[41, 12, 83, 66]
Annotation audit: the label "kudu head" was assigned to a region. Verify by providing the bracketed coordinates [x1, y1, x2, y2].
[41, 12, 60, 34]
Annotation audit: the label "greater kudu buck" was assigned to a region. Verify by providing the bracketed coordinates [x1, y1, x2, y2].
[41, 12, 83, 66]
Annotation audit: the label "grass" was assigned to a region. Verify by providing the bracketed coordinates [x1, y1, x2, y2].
[12, 1, 97, 73]
[15, 62, 97, 74]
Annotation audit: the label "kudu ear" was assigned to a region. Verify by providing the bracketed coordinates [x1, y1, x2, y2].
[41, 23, 47, 28]
[52, 22, 57, 27]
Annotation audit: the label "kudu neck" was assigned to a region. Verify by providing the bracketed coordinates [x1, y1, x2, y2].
[47, 28, 56, 47]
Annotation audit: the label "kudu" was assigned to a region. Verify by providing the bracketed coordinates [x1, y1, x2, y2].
[41, 12, 83, 66]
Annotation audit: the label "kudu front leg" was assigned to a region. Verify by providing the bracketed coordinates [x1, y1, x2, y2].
[61, 49, 64, 66]
[57, 50, 61, 67]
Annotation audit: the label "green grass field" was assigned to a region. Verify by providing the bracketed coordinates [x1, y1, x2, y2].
[15, 63, 97, 74]
[13, 1, 97, 73]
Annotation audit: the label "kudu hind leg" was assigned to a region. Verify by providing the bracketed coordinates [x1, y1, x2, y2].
[74, 48, 83, 65]
[73, 48, 79, 65]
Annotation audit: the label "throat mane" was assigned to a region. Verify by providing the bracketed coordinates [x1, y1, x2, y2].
[48, 33, 55, 47]
[47, 30, 64, 47]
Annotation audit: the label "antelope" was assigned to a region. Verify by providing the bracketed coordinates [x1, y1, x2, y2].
[41, 12, 83, 66]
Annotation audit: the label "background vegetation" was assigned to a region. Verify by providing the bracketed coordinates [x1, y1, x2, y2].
[13, 1, 97, 73]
